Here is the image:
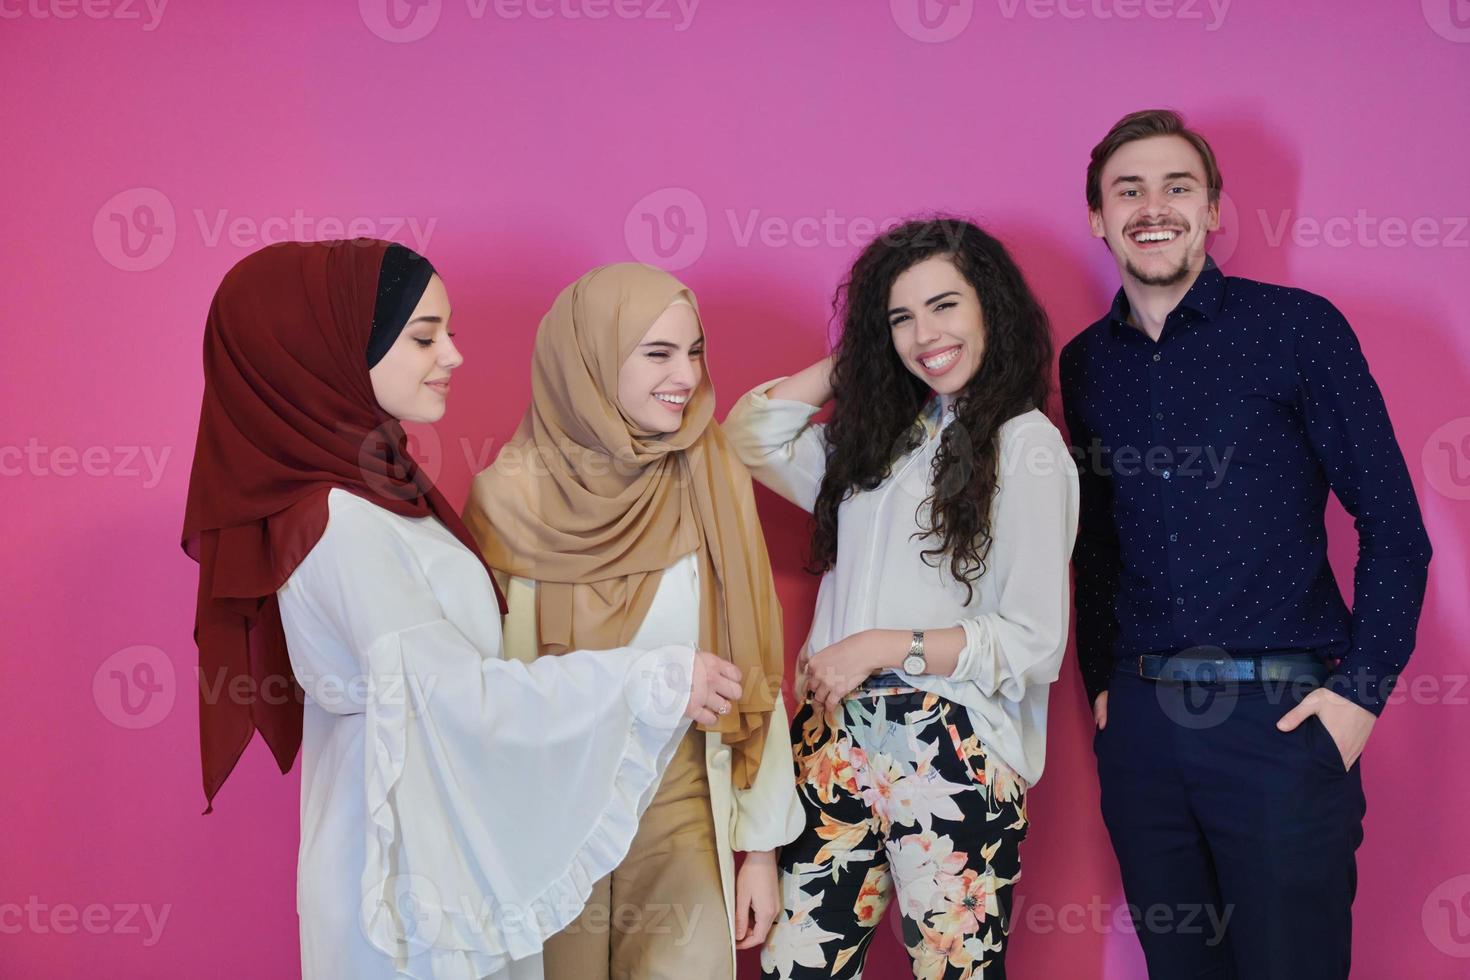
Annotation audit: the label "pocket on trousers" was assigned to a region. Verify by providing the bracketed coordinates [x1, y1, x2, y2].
[937, 700, 1029, 810]
[930, 698, 985, 783]
[1305, 714, 1349, 775]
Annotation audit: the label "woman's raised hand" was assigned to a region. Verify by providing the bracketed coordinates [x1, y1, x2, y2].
[765, 354, 835, 407]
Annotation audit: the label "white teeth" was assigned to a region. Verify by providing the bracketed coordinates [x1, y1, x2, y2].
[1133, 230, 1178, 243]
[920, 348, 960, 370]
[654, 393, 687, 404]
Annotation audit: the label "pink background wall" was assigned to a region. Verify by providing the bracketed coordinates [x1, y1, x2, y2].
[3, 1, 1468, 976]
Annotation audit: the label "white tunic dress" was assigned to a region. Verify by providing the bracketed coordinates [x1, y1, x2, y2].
[277, 488, 697, 980]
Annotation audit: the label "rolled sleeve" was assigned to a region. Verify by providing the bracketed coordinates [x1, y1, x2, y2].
[723, 379, 827, 513]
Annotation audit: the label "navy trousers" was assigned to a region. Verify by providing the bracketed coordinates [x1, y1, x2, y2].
[1095, 667, 1366, 979]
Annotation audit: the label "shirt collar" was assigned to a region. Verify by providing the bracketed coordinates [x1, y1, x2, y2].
[1107, 255, 1226, 337]
[920, 393, 957, 439]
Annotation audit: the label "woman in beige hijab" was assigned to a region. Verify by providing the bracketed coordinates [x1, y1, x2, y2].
[463, 263, 802, 980]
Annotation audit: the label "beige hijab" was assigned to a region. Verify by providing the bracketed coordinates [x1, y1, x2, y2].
[463, 263, 783, 790]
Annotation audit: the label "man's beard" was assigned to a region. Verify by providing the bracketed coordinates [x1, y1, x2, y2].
[1124, 251, 1195, 288]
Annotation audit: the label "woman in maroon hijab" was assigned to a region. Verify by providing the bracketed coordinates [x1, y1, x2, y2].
[181, 238, 742, 980]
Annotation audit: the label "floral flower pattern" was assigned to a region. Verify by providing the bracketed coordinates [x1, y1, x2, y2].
[762, 690, 1029, 979]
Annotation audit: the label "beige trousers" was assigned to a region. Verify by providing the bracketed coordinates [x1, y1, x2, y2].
[543, 727, 733, 980]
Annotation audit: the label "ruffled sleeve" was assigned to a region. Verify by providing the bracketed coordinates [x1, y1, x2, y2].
[282, 492, 695, 979]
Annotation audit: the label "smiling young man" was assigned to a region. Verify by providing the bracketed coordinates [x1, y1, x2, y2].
[1059, 110, 1432, 978]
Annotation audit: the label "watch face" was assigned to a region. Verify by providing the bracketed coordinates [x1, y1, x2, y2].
[903, 655, 925, 675]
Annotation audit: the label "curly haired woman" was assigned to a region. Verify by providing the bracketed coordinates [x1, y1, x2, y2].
[725, 218, 1078, 979]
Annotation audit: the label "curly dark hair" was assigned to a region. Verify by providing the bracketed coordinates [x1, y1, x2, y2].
[808, 218, 1054, 602]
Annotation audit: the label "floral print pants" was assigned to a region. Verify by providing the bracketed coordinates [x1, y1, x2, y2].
[761, 688, 1029, 980]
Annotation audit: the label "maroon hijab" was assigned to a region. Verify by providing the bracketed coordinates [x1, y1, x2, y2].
[182, 238, 505, 811]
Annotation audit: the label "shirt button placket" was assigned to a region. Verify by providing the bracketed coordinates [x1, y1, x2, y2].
[1150, 344, 1187, 634]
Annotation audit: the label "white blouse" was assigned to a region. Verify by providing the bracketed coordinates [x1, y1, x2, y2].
[277, 488, 696, 980]
[724, 381, 1079, 785]
[627, 551, 700, 649]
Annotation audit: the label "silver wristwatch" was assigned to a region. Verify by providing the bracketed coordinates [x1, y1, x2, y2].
[902, 629, 926, 675]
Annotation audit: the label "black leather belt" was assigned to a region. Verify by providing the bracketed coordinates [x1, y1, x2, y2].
[1127, 653, 1330, 685]
[847, 670, 919, 697]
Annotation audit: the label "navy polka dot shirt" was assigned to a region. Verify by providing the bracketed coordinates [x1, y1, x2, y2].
[1059, 257, 1433, 715]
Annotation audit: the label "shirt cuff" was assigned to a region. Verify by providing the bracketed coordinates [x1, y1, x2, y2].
[950, 617, 988, 684]
[1080, 655, 1111, 705]
[1324, 658, 1400, 716]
